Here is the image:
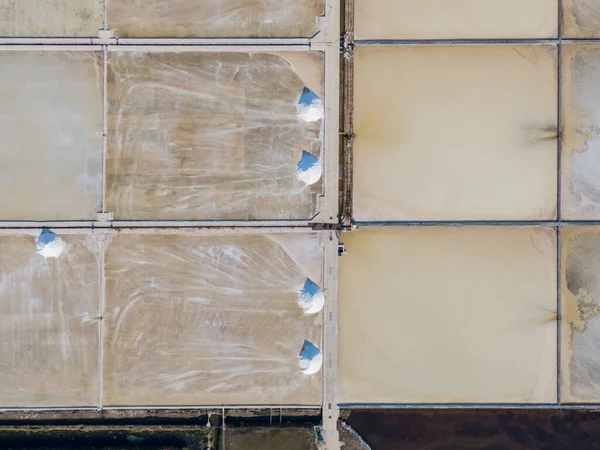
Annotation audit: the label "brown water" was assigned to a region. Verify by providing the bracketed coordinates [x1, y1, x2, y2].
[353, 45, 558, 221]
[339, 226, 557, 404]
[345, 409, 600, 450]
[355, 0, 557, 39]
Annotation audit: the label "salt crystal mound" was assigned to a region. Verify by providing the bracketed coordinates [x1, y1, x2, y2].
[298, 278, 325, 314]
[299, 340, 322, 375]
[36, 228, 66, 258]
[297, 87, 324, 122]
[297, 150, 322, 186]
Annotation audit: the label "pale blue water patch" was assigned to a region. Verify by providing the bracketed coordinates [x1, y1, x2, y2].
[298, 277, 325, 314]
[296, 87, 323, 122]
[298, 87, 320, 108]
[297, 151, 319, 173]
[36, 227, 60, 249]
[299, 340, 321, 361]
[301, 278, 322, 298]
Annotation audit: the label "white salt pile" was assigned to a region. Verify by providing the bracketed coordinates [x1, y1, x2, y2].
[299, 340, 322, 375]
[297, 150, 322, 186]
[298, 278, 325, 314]
[36, 228, 65, 258]
[297, 87, 324, 122]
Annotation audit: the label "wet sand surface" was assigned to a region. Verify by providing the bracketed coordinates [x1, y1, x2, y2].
[106, 51, 324, 221]
[102, 232, 324, 406]
[562, 45, 600, 219]
[0, 234, 101, 407]
[339, 226, 557, 403]
[345, 409, 600, 450]
[355, 0, 557, 39]
[107, 0, 324, 38]
[0, 0, 103, 36]
[353, 45, 558, 221]
[0, 51, 103, 220]
[561, 226, 600, 402]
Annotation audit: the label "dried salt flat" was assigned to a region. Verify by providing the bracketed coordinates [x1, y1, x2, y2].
[0, 51, 103, 220]
[0, 232, 101, 407]
[106, 50, 325, 221]
[102, 232, 325, 406]
[107, 0, 324, 38]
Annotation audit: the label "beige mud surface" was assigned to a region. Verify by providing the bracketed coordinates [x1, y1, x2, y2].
[102, 232, 324, 406]
[561, 45, 600, 219]
[0, 0, 103, 37]
[355, 0, 557, 39]
[0, 51, 104, 220]
[106, 51, 324, 221]
[353, 45, 558, 221]
[338, 227, 557, 403]
[561, 226, 600, 402]
[0, 234, 101, 407]
[107, 0, 324, 38]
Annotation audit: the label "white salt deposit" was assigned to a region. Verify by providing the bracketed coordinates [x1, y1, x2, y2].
[297, 100, 324, 122]
[296, 150, 322, 186]
[299, 340, 322, 375]
[298, 278, 325, 314]
[297, 87, 324, 122]
[36, 228, 65, 258]
[300, 354, 322, 375]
